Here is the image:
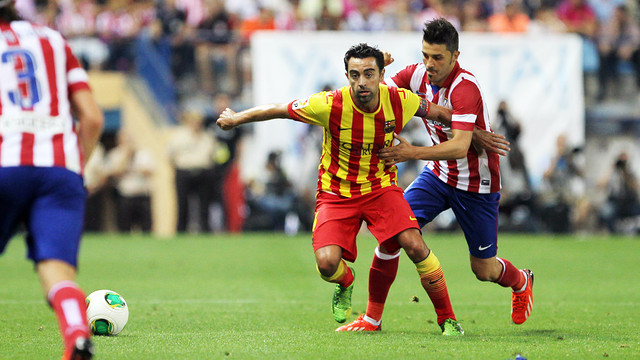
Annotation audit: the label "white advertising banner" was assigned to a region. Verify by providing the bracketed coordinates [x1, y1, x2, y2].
[247, 31, 584, 190]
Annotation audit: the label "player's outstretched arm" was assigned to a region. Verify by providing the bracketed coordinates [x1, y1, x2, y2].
[217, 103, 290, 130]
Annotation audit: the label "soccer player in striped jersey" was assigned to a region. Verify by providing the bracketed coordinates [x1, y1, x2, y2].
[0, 1, 103, 359]
[375, 18, 534, 330]
[217, 43, 463, 332]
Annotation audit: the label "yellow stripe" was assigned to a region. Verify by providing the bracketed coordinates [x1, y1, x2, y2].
[319, 259, 347, 282]
[415, 252, 441, 275]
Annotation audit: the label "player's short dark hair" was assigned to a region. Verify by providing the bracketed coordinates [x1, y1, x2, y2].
[343, 43, 385, 72]
[423, 18, 459, 54]
[0, 0, 20, 22]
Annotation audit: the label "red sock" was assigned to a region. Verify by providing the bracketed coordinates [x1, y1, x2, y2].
[337, 263, 354, 288]
[496, 258, 526, 291]
[48, 281, 90, 349]
[366, 248, 400, 322]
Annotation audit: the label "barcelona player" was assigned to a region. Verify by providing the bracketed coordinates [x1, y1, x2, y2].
[217, 43, 465, 333]
[0, 1, 103, 359]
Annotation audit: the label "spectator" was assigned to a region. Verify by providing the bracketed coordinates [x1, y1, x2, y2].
[195, 0, 239, 94]
[83, 142, 108, 232]
[527, 5, 567, 34]
[598, 152, 640, 234]
[345, 0, 387, 31]
[96, 0, 141, 71]
[596, 4, 640, 101]
[539, 135, 585, 233]
[488, 0, 530, 33]
[244, 151, 299, 231]
[555, 0, 597, 38]
[493, 101, 537, 231]
[168, 110, 218, 233]
[460, 0, 490, 32]
[106, 131, 155, 233]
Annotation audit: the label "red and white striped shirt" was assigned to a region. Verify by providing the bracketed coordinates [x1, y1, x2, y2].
[386, 62, 501, 193]
[0, 20, 90, 174]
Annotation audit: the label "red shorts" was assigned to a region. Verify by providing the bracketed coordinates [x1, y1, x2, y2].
[312, 186, 420, 262]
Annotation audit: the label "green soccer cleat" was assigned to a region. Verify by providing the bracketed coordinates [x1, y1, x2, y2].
[440, 318, 464, 336]
[332, 267, 355, 323]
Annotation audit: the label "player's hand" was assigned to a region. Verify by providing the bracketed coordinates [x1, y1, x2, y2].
[383, 51, 394, 67]
[378, 133, 414, 166]
[472, 129, 510, 156]
[216, 108, 238, 130]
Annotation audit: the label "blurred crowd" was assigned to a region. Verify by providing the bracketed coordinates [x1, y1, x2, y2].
[16, 0, 640, 101]
[13, 0, 639, 235]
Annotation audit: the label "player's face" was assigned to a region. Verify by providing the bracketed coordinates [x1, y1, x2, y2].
[346, 57, 384, 111]
[421, 40, 459, 86]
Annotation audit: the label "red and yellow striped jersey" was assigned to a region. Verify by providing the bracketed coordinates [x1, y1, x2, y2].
[287, 84, 421, 198]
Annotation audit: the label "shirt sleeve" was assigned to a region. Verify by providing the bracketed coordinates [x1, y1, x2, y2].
[450, 80, 481, 131]
[287, 91, 332, 127]
[385, 64, 418, 90]
[65, 43, 90, 94]
[399, 88, 421, 126]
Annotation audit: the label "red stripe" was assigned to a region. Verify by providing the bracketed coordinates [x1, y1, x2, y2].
[52, 133, 65, 167]
[389, 88, 404, 133]
[0, 23, 20, 113]
[327, 89, 343, 195]
[20, 133, 34, 166]
[0, 23, 19, 46]
[39, 37, 59, 116]
[466, 149, 480, 192]
[489, 152, 501, 192]
[369, 109, 386, 191]
[346, 109, 363, 196]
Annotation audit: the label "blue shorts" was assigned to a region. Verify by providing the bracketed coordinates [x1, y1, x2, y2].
[0, 167, 86, 267]
[405, 170, 500, 259]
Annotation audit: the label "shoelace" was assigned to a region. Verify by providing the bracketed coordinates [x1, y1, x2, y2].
[512, 292, 529, 311]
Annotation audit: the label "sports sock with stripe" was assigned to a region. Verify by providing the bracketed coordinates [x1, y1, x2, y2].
[415, 251, 457, 326]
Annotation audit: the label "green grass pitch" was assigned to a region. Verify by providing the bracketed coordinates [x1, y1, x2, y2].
[1, 232, 639, 359]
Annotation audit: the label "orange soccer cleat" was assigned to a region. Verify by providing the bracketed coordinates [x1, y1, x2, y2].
[336, 314, 381, 332]
[511, 269, 534, 325]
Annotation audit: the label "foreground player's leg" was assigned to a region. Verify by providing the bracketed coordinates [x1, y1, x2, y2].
[494, 258, 534, 324]
[319, 259, 355, 323]
[38, 260, 93, 360]
[415, 251, 463, 335]
[336, 247, 398, 331]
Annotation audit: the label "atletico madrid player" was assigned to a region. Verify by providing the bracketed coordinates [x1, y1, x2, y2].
[0, 1, 103, 358]
[376, 18, 534, 331]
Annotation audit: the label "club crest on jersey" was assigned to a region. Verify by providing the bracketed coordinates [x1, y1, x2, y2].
[384, 120, 396, 133]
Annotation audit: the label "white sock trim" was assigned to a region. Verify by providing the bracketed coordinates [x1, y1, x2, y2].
[374, 247, 401, 260]
[47, 280, 78, 303]
[496, 257, 506, 283]
[514, 270, 528, 293]
[364, 315, 381, 326]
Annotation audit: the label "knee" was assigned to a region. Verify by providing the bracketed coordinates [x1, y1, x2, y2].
[315, 251, 339, 277]
[398, 234, 429, 262]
